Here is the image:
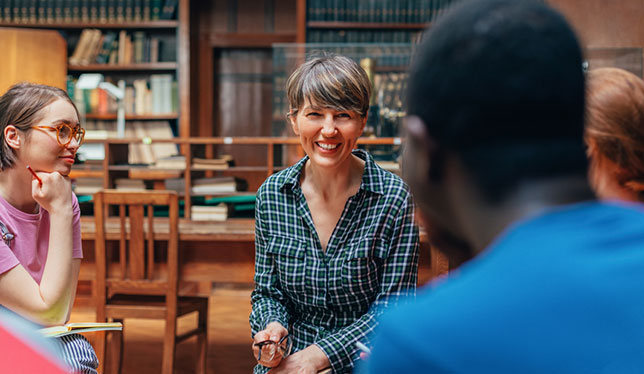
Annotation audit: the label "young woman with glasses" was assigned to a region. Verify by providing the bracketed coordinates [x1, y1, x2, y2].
[250, 54, 420, 374]
[0, 82, 96, 373]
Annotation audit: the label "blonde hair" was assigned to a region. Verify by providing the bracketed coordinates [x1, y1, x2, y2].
[286, 53, 371, 117]
[585, 68, 644, 196]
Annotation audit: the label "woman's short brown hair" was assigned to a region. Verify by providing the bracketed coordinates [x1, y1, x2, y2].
[0, 82, 78, 170]
[586, 68, 644, 194]
[286, 53, 371, 117]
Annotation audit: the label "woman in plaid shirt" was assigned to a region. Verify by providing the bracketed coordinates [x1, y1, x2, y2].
[250, 54, 420, 373]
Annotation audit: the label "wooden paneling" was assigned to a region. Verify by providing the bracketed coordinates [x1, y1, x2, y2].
[0, 28, 67, 94]
[549, 0, 644, 47]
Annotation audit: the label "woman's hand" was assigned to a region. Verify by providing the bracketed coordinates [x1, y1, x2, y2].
[31, 171, 72, 213]
[268, 345, 330, 374]
[253, 322, 289, 368]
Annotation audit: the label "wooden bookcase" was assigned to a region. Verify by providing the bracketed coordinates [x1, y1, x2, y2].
[0, 0, 192, 140]
[71, 136, 403, 219]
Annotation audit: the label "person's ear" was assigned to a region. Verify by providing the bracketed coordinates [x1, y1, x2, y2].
[4, 125, 22, 151]
[358, 113, 367, 136]
[288, 111, 300, 136]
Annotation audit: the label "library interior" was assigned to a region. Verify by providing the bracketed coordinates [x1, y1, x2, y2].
[0, 0, 643, 373]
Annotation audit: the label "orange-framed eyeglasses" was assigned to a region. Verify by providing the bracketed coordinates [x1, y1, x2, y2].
[32, 124, 85, 147]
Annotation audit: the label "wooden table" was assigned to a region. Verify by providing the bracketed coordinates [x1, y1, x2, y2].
[79, 217, 445, 289]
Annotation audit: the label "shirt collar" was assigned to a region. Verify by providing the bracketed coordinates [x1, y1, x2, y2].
[279, 149, 386, 195]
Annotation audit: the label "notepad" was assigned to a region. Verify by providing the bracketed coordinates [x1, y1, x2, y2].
[39, 322, 123, 338]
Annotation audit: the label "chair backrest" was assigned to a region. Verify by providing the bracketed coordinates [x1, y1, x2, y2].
[93, 190, 179, 304]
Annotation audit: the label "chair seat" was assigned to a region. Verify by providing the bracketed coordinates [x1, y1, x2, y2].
[105, 295, 208, 320]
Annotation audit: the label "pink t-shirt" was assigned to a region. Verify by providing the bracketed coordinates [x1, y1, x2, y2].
[0, 193, 82, 284]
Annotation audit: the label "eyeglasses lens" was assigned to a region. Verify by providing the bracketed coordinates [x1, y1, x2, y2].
[254, 335, 292, 363]
[58, 125, 71, 144]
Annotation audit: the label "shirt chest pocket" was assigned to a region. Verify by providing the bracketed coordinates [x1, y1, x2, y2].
[267, 236, 307, 296]
[341, 238, 388, 303]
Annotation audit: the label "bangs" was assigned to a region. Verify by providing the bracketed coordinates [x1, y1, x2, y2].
[286, 54, 371, 117]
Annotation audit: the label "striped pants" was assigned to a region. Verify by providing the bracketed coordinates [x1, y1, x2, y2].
[57, 333, 99, 374]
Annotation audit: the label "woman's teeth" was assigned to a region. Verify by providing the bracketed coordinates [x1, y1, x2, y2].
[317, 143, 338, 150]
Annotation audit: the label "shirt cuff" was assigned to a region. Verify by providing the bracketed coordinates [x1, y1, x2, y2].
[315, 334, 355, 373]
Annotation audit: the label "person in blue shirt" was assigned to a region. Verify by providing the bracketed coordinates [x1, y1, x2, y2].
[367, 0, 644, 372]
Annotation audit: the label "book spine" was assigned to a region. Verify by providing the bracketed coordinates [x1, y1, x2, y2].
[124, 0, 131, 20]
[141, 0, 149, 20]
[89, 0, 98, 21]
[106, 0, 115, 22]
[132, 0, 140, 20]
[63, 0, 71, 22]
[150, 0, 159, 20]
[71, 0, 79, 21]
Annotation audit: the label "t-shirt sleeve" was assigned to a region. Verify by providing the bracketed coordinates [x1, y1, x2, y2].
[0, 241, 20, 276]
[71, 193, 83, 259]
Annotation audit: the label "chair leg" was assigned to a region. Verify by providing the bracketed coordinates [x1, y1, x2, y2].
[162, 315, 177, 374]
[196, 302, 208, 374]
[95, 330, 106, 374]
[106, 328, 123, 374]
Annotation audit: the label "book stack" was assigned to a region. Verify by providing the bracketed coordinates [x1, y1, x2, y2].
[114, 178, 146, 191]
[164, 176, 247, 195]
[0, 0, 178, 23]
[190, 203, 229, 221]
[191, 155, 233, 170]
[204, 193, 256, 218]
[153, 155, 186, 169]
[191, 176, 241, 195]
[73, 177, 104, 195]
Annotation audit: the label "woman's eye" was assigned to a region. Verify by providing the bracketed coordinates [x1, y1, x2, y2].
[337, 113, 351, 119]
[306, 112, 321, 117]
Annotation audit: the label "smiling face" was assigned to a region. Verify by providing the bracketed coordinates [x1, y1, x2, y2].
[20, 99, 81, 176]
[290, 98, 366, 170]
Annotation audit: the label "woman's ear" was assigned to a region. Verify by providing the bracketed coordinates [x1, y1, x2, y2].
[359, 114, 367, 136]
[288, 111, 300, 136]
[4, 125, 22, 151]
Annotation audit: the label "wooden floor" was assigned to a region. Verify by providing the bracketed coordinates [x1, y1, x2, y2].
[70, 286, 257, 374]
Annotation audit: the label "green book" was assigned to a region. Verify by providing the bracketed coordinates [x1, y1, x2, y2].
[205, 194, 256, 205]
[150, 0, 160, 20]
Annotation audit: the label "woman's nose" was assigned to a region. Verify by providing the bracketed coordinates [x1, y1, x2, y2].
[320, 116, 338, 136]
[66, 137, 81, 151]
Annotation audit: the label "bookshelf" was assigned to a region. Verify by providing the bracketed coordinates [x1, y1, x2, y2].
[71, 136, 402, 219]
[0, 0, 192, 140]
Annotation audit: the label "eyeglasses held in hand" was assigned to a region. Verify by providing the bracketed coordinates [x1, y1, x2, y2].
[32, 123, 86, 147]
[253, 334, 292, 364]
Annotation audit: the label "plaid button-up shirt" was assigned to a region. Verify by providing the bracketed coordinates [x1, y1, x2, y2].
[250, 149, 419, 374]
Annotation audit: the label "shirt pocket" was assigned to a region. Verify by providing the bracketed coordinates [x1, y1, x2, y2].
[341, 238, 388, 305]
[267, 236, 307, 296]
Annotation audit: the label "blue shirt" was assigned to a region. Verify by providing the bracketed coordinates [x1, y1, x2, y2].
[368, 202, 644, 373]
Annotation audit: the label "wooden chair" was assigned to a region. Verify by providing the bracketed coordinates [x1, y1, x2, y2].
[93, 190, 208, 374]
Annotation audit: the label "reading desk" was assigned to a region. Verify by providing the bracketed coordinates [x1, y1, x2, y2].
[78, 217, 445, 291]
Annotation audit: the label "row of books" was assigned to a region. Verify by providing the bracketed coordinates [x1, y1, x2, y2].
[0, 0, 177, 24]
[306, 29, 423, 44]
[191, 194, 256, 221]
[307, 0, 458, 23]
[69, 74, 177, 116]
[165, 176, 247, 196]
[77, 120, 178, 164]
[69, 29, 175, 66]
